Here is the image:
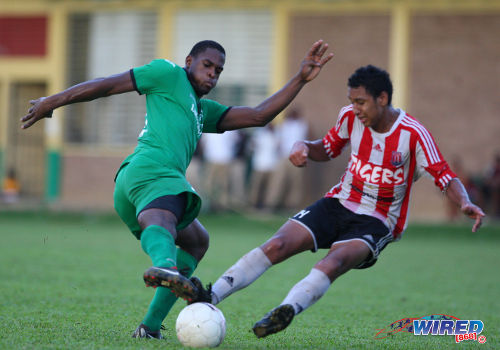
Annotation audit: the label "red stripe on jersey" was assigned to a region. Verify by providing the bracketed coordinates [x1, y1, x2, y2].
[401, 114, 456, 191]
[327, 170, 347, 197]
[401, 115, 442, 165]
[335, 105, 352, 131]
[323, 108, 352, 159]
[347, 111, 355, 136]
[323, 130, 348, 158]
[375, 127, 402, 217]
[347, 128, 373, 204]
[393, 132, 418, 237]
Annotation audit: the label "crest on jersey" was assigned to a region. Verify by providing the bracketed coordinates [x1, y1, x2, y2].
[391, 151, 403, 167]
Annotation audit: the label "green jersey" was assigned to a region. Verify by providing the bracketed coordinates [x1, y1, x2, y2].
[127, 58, 229, 171]
[114, 59, 229, 236]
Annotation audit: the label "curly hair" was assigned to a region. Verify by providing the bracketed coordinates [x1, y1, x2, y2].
[348, 65, 393, 105]
[189, 40, 225, 57]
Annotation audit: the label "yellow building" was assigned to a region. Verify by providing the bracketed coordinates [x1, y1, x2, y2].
[1, 0, 499, 220]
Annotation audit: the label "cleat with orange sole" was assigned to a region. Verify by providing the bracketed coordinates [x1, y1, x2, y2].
[143, 266, 198, 301]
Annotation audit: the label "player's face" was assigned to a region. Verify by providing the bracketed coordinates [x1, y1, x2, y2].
[185, 48, 225, 97]
[348, 86, 387, 129]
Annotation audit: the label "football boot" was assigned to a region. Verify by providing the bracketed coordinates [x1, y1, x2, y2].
[252, 304, 295, 338]
[143, 266, 198, 303]
[132, 323, 163, 339]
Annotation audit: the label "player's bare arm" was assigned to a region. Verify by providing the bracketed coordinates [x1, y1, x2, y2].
[219, 40, 334, 131]
[445, 178, 485, 232]
[21, 71, 134, 129]
[289, 139, 330, 167]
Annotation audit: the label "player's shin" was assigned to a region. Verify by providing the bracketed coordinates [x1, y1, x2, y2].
[212, 247, 272, 304]
[142, 248, 198, 330]
[176, 248, 199, 277]
[140, 225, 177, 268]
[281, 268, 331, 314]
[142, 287, 177, 331]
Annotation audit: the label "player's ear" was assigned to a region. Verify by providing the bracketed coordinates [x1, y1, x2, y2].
[185, 55, 193, 68]
[378, 91, 389, 107]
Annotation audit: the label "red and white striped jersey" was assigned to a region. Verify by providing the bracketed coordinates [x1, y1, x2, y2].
[323, 105, 456, 238]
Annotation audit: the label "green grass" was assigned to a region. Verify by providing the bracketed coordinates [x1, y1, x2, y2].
[0, 211, 498, 349]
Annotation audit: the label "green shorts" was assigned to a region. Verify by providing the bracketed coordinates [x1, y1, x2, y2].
[113, 155, 201, 239]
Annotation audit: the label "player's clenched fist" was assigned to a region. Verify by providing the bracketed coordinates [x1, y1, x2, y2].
[289, 141, 309, 167]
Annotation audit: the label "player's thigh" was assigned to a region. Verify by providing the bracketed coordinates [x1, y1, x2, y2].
[114, 172, 141, 239]
[314, 240, 371, 280]
[176, 219, 210, 261]
[260, 219, 315, 264]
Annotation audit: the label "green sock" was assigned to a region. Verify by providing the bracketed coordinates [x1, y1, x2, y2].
[142, 248, 199, 331]
[140, 225, 177, 268]
[176, 248, 198, 278]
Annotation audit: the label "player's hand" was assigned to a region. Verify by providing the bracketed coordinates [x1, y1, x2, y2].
[289, 141, 309, 167]
[298, 40, 334, 83]
[461, 202, 485, 232]
[21, 97, 54, 129]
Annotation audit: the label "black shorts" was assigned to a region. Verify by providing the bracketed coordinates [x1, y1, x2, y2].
[290, 197, 393, 269]
[139, 193, 187, 222]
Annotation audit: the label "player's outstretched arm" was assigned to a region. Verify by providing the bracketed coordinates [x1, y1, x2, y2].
[289, 139, 330, 167]
[446, 178, 485, 232]
[21, 71, 134, 129]
[219, 40, 333, 131]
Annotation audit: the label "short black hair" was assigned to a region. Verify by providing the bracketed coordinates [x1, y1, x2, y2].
[348, 65, 393, 105]
[189, 40, 225, 57]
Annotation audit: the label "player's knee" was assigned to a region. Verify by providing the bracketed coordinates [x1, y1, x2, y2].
[177, 223, 210, 261]
[260, 237, 287, 264]
[315, 256, 348, 280]
[138, 209, 178, 234]
[196, 229, 209, 252]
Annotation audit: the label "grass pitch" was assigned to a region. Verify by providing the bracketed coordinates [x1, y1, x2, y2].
[0, 211, 498, 349]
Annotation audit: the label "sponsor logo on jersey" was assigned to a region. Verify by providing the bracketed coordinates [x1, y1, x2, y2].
[350, 154, 404, 185]
[374, 314, 487, 344]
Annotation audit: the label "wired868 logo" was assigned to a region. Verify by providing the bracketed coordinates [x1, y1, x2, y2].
[374, 314, 486, 344]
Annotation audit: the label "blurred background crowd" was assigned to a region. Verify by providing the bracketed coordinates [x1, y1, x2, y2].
[1, 0, 499, 223]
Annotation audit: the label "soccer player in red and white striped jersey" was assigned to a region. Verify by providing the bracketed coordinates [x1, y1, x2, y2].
[323, 103, 458, 239]
[191, 65, 485, 338]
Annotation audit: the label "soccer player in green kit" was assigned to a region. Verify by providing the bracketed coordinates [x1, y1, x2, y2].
[21, 39, 333, 339]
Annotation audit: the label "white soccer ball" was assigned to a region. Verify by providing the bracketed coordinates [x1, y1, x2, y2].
[176, 302, 226, 348]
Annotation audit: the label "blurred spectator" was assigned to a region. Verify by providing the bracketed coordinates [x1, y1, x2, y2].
[264, 108, 309, 210]
[201, 131, 239, 211]
[2, 168, 21, 203]
[249, 124, 279, 209]
[228, 130, 250, 209]
[483, 153, 500, 219]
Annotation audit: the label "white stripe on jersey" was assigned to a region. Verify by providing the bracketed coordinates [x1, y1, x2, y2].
[439, 174, 453, 188]
[336, 105, 353, 130]
[401, 117, 441, 164]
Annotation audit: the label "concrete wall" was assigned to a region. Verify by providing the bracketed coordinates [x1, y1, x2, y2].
[287, 14, 391, 205]
[287, 13, 500, 221]
[60, 153, 126, 210]
[5, 2, 496, 221]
